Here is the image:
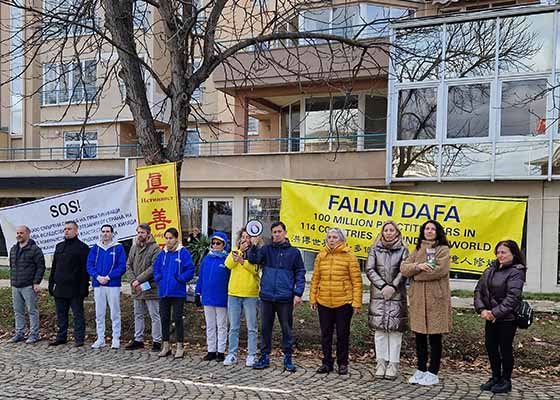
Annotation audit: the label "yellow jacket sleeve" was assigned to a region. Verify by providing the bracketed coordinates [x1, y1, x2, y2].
[309, 254, 322, 305]
[349, 254, 363, 309]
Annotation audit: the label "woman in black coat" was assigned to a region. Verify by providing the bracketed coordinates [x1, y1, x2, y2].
[474, 240, 526, 394]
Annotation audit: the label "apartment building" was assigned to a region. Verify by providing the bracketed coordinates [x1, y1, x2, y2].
[1, 0, 558, 292]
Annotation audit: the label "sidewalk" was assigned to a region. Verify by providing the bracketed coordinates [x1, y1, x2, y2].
[1, 278, 559, 313]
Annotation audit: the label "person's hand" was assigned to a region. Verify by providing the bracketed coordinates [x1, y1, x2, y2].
[32, 284, 41, 294]
[232, 252, 244, 264]
[481, 310, 496, 321]
[381, 285, 396, 300]
[239, 241, 250, 252]
[353, 307, 361, 314]
[132, 280, 140, 288]
[97, 276, 109, 285]
[135, 286, 142, 295]
[195, 294, 202, 307]
[250, 236, 262, 246]
[416, 263, 433, 273]
[487, 311, 496, 322]
[310, 303, 317, 311]
[293, 296, 302, 306]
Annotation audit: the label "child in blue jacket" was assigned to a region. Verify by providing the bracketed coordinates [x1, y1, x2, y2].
[153, 227, 195, 359]
[195, 231, 231, 362]
[86, 224, 127, 350]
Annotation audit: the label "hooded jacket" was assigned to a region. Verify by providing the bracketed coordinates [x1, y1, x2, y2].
[225, 246, 260, 298]
[9, 239, 46, 288]
[126, 235, 162, 300]
[49, 236, 90, 299]
[87, 239, 127, 288]
[474, 261, 526, 322]
[153, 244, 195, 298]
[310, 243, 362, 309]
[195, 232, 231, 307]
[366, 239, 409, 332]
[247, 239, 305, 303]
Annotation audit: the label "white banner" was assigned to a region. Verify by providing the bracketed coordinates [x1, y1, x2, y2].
[0, 176, 138, 255]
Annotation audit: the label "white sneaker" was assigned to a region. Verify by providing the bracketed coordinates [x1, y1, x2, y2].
[91, 339, 105, 349]
[408, 370, 426, 384]
[223, 354, 237, 366]
[375, 360, 387, 378]
[419, 372, 439, 386]
[111, 339, 120, 349]
[245, 355, 256, 367]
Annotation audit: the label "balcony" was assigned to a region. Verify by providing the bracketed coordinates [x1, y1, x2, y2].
[0, 134, 387, 188]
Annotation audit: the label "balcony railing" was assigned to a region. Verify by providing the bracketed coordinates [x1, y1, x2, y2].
[0, 134, 385, 161]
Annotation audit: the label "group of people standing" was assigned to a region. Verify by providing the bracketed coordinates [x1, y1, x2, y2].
[8, 218, 526, 393]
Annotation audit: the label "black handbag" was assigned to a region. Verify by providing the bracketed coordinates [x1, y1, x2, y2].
[516, 300, 534, 329]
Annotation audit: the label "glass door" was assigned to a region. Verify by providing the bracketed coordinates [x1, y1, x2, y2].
[202, 199, 233, 243]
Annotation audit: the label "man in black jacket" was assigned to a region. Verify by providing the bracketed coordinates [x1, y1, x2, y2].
[48, 221, 90, 347]
[9, 225, 45, 344]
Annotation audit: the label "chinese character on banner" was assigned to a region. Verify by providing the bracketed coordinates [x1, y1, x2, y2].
[292, 235, 300, 243]
[149, 208, 172, 230]
[144, 172, 169, 194]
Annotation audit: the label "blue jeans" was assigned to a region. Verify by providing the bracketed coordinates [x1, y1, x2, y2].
[12, 286, 40, 338]
[227, 296, 258, 357]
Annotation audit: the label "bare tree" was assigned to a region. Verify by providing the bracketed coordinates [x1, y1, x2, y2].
[0, 0, 400, 178]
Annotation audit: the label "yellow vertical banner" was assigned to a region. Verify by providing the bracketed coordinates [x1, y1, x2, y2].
[136, 162, 181, 247]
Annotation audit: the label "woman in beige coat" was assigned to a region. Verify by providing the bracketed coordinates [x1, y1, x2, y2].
[401, 219, 452, 386]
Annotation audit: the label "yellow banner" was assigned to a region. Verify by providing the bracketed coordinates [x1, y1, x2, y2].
[136, 162, 181, 247]
[280, 180, 527, 275]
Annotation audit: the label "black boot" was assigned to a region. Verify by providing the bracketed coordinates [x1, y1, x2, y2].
[203, 352, 217, 361]
[316, 364, 333, 374]
[216, 352, 225, 362]
[480, 377, 499, 391]
[491, 379, 512, 394]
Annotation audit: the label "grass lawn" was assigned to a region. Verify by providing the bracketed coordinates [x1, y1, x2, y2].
[0, 288, 558, 376]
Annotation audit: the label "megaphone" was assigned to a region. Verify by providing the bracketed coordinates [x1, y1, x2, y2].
[246, 220, 263, 237]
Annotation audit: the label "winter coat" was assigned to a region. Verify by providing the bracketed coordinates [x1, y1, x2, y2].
[9, 239, 46, 288]
[366, 241, 409, 332]
[309, 243, 362, 309]
[49, 236, 90, 299]
[86, 241, 127, 288]
[400, 241, 453, 334]
[474, 261, 526, 322]
[195, 231, 231, 307]
[153, 245, 195, 298]
[247, 240, 306, 303]
[225, 246, 260, 298]
[126, 236, 162, 300]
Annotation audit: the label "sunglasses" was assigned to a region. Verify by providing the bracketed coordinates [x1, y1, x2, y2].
[211, 240, 224, 245]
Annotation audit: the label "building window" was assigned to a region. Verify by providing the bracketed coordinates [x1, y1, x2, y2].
[397, 88, 437, 141]
[447, 84, 491, 138]
[180, 197, 203, 242]
[184, 129, 200, 156]
[191, 60, 203, 104]
[300, 4, 414, 44]
[246, 197, 281, 243]
[248, 117, 259, 136]
[42, 0, 98, 37]
[500, 80, 548, 137]
[364, 94, 387, 149]
[389, 8, 559, 181]
[64, 132, 98, 159]
[42, 60, 97, 106]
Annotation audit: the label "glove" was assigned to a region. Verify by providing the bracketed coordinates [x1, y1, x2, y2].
[381, 285, 396, 300]
[195, 294, 202, 307]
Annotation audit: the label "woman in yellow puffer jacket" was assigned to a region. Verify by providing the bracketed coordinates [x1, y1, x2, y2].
[310, 227, 362, 375]
[222, 229, 261, 367]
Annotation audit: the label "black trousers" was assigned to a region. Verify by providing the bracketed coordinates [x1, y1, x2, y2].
[485, 320, 517, 381]
[318, 303, 353, 367]
[160, 297, 185, 342]
[55, 297, 85, 342]
[260, 300, 293, 354]
[415, 333, 442, 374]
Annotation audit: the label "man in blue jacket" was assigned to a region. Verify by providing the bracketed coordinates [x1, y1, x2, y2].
[247, 221, 305, 372]
[87, 224, 127, 349]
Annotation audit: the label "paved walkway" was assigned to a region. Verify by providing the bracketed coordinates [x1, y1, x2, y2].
[1, 279, 559, 313]
[0, 341, 558, 399]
